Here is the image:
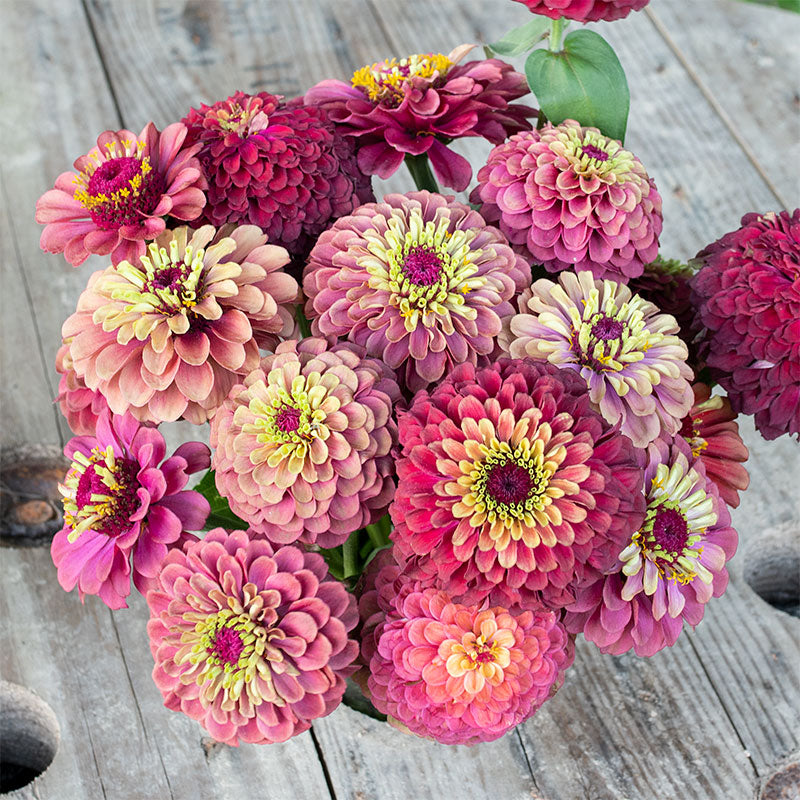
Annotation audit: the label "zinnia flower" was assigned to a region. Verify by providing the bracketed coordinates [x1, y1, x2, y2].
[691, 210, 800, 440]
[471, 121, 662, 280]
[304, 191, 530, 394]
[363, 575, 573, 744]
[56, 343, 112, 435]
[51, 412, 210, 609]
[210, 337, 399, 547]
[62, 225, 298, 424]
[391, 358, 645, 609]
[512, 0, 649, 22]
[36, 123, 206, 267]
[503, 271, 694, 447]
[679, 383, 749, 509]
[182, 91, 373, 265]
[147, 528, 358, 745]
[564, 436, 737, 656]
[305, 45, 534, 192]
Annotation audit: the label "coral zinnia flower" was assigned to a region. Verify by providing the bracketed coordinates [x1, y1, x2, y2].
[503, 271, 694, 447]
[362, 571, 573, 744]
[50, 412, 210, 609]
[691, 210, 800, 440]
[512, 0, 649, 22]
[679, 383, 749, 509]
[305, 45, 534, 191]
[62, 225, 298, 424]
[56, 342, 112, 435]
[36, 123, 206, 267]
[210, 338, 399, 547]
[391, 359, 645, 609]
[304, 191, 530, 394]
[564, 437, 737, 656]
[471, 121, 662, 280]
[147, 528, 359, 745]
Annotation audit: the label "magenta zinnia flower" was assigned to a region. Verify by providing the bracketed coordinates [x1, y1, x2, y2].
[56, 342, 111, 435]
[512, 0, 649, 22]
[564, 436, 737, 657]
[304, 191, 530, 394]
[36, 123, 206, 267]
[391, 358, 645, 609]
[182, 91, 373, 263]
[471, 121, 662, 280]
[147, 528, 358, 745]
[210, 337, 399, 547]
[62, 225, 298, 424]
[691, 210, 800, 440]
[51, 412, 210, 609]
[363, 574, 573, 744]
[306, 46, 534, 192]
[503, 271, 694, 447]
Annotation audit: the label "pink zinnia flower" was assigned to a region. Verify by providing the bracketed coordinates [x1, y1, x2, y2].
[306, 45, 534, 191]
[503, 271, 694, 447]
[147, 528, 358, 745]
[51, 412, 210, 609]
[471, 121, 662, 280]
[391, 358, 645, 609]
[512, 0, 649, 22]
[36, 123, 206, 267]
[304, 191, 530, 394]
[679, 383, 749, 509]
[565, 436, 738, 656]
[210, 337, 399, 547]
[363, 571, 573, 744]
[62, 225, 298, 424]
[691, 210, 800, 440]
[56, 343, 111, 435]
[182, 91, 373, 267]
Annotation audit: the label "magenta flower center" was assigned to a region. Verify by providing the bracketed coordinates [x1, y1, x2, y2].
[473, 644, 496, 664]
[207, 626, 245, 666]
[72, 456, 140, 536]
[275, 405, 303, 433]
[485, 461, 534, 505]
[651, 507, 689, 556]
[402, 245, 444, 287]
[581, 144, 609, 162]
[592, 314, 625, 341]
[149, 266, 184, 291]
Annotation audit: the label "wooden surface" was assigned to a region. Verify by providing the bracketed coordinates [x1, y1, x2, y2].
[0, 1, 798, 798]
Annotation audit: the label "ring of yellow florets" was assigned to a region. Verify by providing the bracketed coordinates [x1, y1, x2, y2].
[558, 127, 636, 183]
[209, 98, 271, 137]
[359, 209, 488, 333]
[352, 53, 453, 104]
[444, 628, 514, 689]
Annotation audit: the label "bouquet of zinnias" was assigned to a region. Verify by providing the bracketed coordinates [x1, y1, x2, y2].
[37, 0, 797, 747]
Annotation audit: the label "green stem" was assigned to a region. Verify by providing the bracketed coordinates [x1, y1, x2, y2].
[295, 303, 312, 339]
[405, 153, 440, 193]
[365, 513, 392, 549]
[342, 531, 359, 578]
[549, 17, 565, 52]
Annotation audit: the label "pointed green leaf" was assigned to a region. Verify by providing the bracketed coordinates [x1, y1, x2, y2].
[487, 17, 551, 56]
[195, 469, 250, 531]
[737, 0, 799, 11]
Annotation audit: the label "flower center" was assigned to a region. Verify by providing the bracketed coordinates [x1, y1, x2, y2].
[591, 314, 625, 341]
[474, 453, 551, 522]
[61, 446, 140, 542]
[212, 99, 272, 137]
[274, 404, 303, 433]
[352, 52, 453, 104]
[207, 625, 246, 667]
[559, 127, 634, 183]
[580, 143, 610, 162]
[402, 245, 443, 286]
[484, 460, 535, 505]
[651, 507, 689, 556]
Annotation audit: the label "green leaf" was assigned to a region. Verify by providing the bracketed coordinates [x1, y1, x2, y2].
[737, 0, 799, 11]
[487, 17, 551, 57]
[525, 29, 630, 142]
[195, 469, 250, 531]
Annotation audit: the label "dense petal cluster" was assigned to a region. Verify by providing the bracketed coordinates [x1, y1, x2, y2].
[36, 123, 206, 267]
[565, 437, 737, 656]
[62, 225, 298, 424]
[503, 271, 694, 447]
[512, 0, 649, 22]
[472, 121, 662, 280]
[306, 45, 534, 191]
[210, 338, 399, 547]
[147, 528, 358, 745]
[304, 191, 530, 393]
[391, 359, 645, 609]
[51, 413, 210, 609]
[56, 342, 110, 435]
[182, 91, 373, 265]
[691, 210, 800, 439]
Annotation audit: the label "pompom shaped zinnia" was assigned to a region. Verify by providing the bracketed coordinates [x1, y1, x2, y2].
[512, 0, 649, 22]
[62, 225, 298, 424]
[565, 436, 737, 656]
[471, 120, 662, 279]
[503, 271, 694, 447]
[51, 412, 210, 609]
[691, 210, 800, 440]
[146, 528, 358, 745]
[182, 91, 373, 264]
[304, 191, 530, 393]
[210, 337, 399, 547]
[36, 123, 206, 267]
[306, 45, 534, 191]
[391, 358, 645, 609]
[364, 579, 573, 744]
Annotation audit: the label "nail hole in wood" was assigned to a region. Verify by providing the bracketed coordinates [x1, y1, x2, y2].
[742, 522, 800, 618]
